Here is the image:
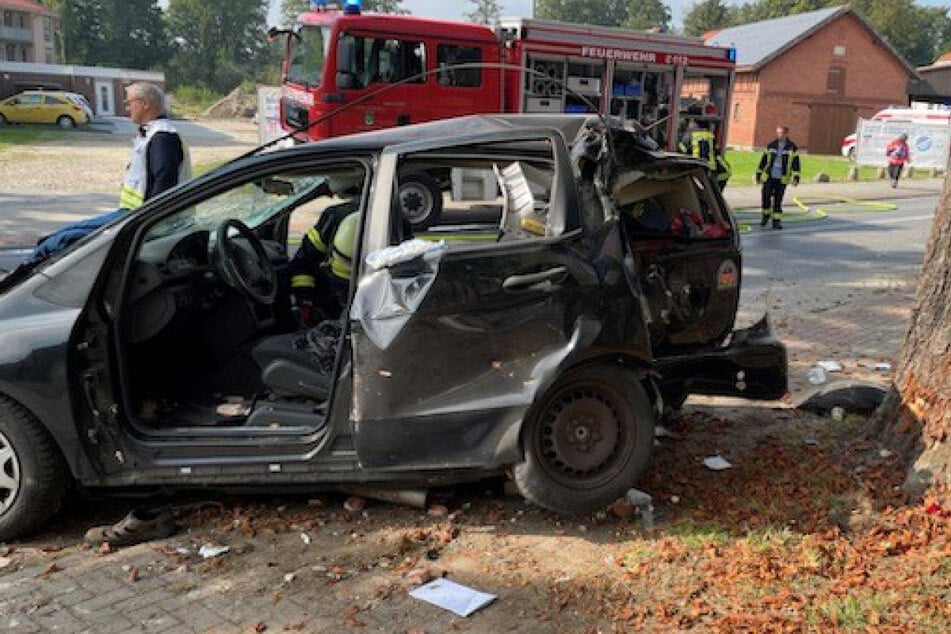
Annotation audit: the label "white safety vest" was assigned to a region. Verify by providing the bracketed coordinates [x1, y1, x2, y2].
[118, 118, 192, 210]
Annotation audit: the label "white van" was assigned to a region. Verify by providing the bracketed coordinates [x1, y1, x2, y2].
[842, 107, 951, 158]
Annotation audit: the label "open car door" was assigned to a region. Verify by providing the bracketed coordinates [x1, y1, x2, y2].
[349, 128, 605, 472]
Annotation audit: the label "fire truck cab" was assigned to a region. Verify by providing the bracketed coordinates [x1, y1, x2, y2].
[278, 1, 736, 227]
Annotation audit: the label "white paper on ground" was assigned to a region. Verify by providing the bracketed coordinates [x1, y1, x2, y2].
[198, 544, 230, 559]
[703, 455, 733, 471]
[817, 360, 843, 372]
[875, 362, 892, 372]
[409, 578, 497, 617]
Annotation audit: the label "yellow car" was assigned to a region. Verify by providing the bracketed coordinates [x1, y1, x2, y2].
[0, 90, 90, 128]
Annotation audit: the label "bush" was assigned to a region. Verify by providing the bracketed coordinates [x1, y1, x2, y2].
[171, 85, 224, 118]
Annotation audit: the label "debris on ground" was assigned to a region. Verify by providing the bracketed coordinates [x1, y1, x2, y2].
[198, 544, 230, 559]
[817, 359, 843, 373]
[807, 367, 827, 385]
[797, 380, 887, 415]
[344, 497, 367, 513]
[702, 455, 733, 471]
[409, 578, 497, 617]
[875, 361, 893, 373]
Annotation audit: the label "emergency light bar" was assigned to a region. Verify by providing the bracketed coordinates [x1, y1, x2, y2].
[310, 0, 328, 9]
[344, 0, 362, 14]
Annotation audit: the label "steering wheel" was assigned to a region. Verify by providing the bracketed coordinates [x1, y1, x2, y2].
[215, 219, 278, 305]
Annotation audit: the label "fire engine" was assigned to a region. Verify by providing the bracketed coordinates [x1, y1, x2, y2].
[274, 0, 737, 226]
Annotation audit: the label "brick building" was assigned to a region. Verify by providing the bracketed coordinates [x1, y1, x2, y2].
[911, 50, 951, 107]
[0, 0, 56, 63]
[706, 6, 916, 153]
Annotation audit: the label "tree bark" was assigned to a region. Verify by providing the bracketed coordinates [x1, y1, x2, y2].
[873, 172, 951, 496]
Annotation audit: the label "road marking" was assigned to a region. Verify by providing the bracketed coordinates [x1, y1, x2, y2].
[742, 212, 935, 239]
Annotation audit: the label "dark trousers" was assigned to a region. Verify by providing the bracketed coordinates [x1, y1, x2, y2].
[761, 178, 787, 217]
[888, 164, 903, 183]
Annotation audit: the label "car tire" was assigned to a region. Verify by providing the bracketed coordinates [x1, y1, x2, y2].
[0, 397, 69, 542]
[56, 115, 76, 129]
[847, 147, 856, 162]
[514, 365, 655, 515]
[0, 114, 7, 126]
[398, 172, 443, 231]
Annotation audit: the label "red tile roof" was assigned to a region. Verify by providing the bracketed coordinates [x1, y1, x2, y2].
[937, 50, 951, 65]
[0, 0, 53, 16]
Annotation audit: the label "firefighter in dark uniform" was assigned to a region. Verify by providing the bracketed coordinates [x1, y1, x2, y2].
[289, 177, 362, 325]
[678, 119, 731, 191]
[756, 125, 801, 229]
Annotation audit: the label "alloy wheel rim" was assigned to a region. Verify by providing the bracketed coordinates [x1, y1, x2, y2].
[0, 430, 21, 516]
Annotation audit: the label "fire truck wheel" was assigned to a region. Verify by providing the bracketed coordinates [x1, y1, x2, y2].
[398, 173, 442, 231]
[514, 365, 655, 515]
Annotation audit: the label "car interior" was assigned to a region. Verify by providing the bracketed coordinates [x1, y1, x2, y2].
[117, 143, 559, 432]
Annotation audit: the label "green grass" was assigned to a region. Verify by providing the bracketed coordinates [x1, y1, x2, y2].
[725, 149, 938, 184]
[663, 520, 731, 548]
[0, 126, 48, 150]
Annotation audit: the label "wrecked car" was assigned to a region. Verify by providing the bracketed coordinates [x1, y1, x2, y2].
[0, 115, 786, 540]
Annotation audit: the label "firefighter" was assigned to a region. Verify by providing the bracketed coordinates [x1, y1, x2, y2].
[678, 119, 731, 191]
[289, 177, 362, 325]
[756, 125, 801, 230]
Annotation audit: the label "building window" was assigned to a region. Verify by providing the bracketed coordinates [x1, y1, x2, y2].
[732, 102, 740, 121]
[826, 66, 845, 95]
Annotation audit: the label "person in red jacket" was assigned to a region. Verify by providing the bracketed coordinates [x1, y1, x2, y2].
[886, 133, 911, 188]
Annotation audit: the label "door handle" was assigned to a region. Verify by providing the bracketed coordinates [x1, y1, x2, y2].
[503, 266, 568, 290]
[397, 113, 411, 126]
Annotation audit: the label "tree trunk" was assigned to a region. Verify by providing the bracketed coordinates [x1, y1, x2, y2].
[873, 172, 951, 496]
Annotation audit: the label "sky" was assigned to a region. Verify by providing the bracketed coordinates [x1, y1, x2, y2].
[265, 0, 950, 29]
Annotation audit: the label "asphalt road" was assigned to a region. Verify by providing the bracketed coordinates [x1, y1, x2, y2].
[0, 194, 939, 290]
[739, 195, 936, 298]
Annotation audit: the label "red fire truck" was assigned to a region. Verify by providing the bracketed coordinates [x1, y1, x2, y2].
[276, 0, 736, 225]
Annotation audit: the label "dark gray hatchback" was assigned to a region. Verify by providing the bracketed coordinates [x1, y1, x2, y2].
[0, 115, 786, 541]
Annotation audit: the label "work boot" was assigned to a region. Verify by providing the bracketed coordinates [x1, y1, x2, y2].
[773, 218, 783, 230]
[760, 212, 770, 227]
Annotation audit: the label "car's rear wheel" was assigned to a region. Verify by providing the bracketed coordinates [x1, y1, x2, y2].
[56, 115, 76, 129]
[514, 365, 655, 515]
[398, 172, 443, 230]
[0, 397, 68, 541]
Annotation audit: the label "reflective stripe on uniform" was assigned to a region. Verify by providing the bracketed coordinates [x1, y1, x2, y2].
[306, 226, 327, 254]
[291, 274, 316, 289]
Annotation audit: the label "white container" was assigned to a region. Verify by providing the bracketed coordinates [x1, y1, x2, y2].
[525, 96, 562, 113]
[566, 76, 602, 95]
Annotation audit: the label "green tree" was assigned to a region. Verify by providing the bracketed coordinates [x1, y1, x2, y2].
[280, 0, 408, 23]
[43, 0, 168, 68]
[624, 0, 671, 32]
[466, 0, 502, 26]
[535, 0, 629, 28]
[165, 0, 270, 92]
[683, 0, 731, 36]
[364, 0, 409, 13]
[280, 0, 309, 25]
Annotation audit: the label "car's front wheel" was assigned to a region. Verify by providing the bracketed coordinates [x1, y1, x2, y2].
[514, 365, 655, 515]
[0, 398, 68, 541]
[56, 115, 76, 129]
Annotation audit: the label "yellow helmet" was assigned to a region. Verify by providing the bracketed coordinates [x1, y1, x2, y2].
[329, 212, 359, 280]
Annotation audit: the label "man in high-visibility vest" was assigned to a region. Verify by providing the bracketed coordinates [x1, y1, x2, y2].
[678, 120, 731, 191]
[755, 125, 800, 230]
[29, 82, 190, 261]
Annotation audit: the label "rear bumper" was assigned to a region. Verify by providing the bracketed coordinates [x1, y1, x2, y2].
[654, 316, 788, 401]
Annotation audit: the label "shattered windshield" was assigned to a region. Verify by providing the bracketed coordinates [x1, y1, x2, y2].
[287, 25, 331, 88]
